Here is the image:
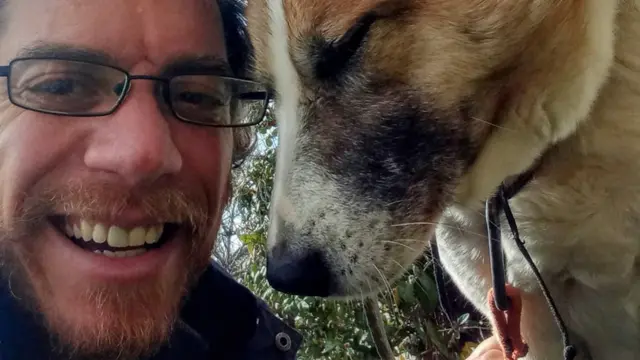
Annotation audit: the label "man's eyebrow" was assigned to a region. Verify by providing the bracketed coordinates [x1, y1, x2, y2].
[15, 43, 233, 77]
[16, 43, 119, 66]
[160, 55, 233, 77]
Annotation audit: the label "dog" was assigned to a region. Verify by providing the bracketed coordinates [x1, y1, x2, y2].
[245, 0, 640, 358]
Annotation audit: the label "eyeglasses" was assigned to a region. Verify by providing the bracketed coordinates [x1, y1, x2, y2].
[0, 57, 271, 127]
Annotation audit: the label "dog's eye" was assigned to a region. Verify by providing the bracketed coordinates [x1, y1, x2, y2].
[315, 11, 378, 81]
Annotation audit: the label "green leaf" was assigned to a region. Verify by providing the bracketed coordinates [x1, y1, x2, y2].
[299, 300, 310, 310]
[457, 313, 471, 325]
[413, 271, 439, 315]
[262, 287, 273, 299]
[322, 340, 339, 354]
[238, 233, 262, 247]
[397, 280, 417, 306]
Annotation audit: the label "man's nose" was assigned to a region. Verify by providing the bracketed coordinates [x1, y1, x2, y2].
[83, 84, 182, 185]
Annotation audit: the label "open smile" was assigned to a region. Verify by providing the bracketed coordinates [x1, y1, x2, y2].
[49, 216, 181, 258]
[40, 215, 187, 281]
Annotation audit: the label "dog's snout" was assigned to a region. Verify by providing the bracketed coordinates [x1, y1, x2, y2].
[266, 224, 334, 297]
[267, 247, 332, 297]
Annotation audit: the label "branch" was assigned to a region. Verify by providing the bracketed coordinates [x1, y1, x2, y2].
[363, 297, 395, 360]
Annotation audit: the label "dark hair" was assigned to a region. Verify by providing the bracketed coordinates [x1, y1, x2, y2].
[218, 0, 257, 168]
[0, 0, 257, 167]
[219, 0, 251, 78]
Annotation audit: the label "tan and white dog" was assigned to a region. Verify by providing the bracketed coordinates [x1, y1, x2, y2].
[245, 0, 640, 358]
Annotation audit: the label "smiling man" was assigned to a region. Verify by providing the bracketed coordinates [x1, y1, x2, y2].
[0, 0, 301, 359]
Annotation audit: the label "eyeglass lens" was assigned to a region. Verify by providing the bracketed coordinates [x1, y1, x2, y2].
[9, 59, 125, 115]
[7, 58, 268, 126]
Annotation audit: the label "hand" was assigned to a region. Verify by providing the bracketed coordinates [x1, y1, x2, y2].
[466, 336, 504, 360]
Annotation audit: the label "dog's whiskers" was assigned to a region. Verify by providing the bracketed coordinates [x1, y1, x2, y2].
[371, 263, 396, 310]
[346, 266, 366, 297]
[454, 203, 503, 229]
[392, 221, 488, 238]
[363, 277, 403, 337]
[389, 255, 456, 326]
[364, 278, 373, 297]
[470, 115, 514, 132]
[391, 220, 440, 227]
[390, 258, 409, 276]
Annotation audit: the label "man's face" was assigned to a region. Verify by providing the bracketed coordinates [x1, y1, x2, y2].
[0, 0, 233, 358]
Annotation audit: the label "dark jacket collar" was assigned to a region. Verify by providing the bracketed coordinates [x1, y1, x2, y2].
[0, 262, 302, 360]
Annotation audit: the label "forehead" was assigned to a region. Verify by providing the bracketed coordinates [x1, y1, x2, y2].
[0, 0, 226, 67]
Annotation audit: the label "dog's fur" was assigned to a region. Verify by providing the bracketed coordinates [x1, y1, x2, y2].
[245, 0, 640, 358]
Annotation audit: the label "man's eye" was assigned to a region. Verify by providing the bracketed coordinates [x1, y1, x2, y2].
[22, 75, 100, 99]
[14, 74, 107, 113]
[28, 78, 80, 96]
[175, 91, 224, 107]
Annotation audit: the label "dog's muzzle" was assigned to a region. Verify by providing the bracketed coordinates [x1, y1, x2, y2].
[266, 220, 336, 297]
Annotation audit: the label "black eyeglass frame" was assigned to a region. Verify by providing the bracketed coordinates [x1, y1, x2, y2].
[0, 56, 272, 128]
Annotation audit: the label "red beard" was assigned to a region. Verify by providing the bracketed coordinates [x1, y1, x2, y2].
[0, 178, 219, 360]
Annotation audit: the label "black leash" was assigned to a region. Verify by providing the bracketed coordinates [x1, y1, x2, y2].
[490, 182, 577, 359]
[486, 166, 538, 312]
[432, 166, 578, 359]
[430, 240, 453, 316]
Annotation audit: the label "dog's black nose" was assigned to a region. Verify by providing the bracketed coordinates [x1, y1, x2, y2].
[266, 242, 334, 297]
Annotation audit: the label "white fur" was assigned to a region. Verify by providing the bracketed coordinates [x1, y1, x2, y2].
[454, 0, 619, 206]
[438, 1, 640, 358]
[266, 0, 301, 249]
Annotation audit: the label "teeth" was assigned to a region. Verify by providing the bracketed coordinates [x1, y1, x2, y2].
[65, 219, 165, 248]
[98, 249, 147, 258]
[145, 226, 163, 245]
[93, 223, 107, 244]
[107, 226, 129, 248]
[129, 227, 147, 247]
[73, 224, 82, 239]
[65, 223, 74, 237]
[81, 221, 93, 241]
[128, 249, 146, 256]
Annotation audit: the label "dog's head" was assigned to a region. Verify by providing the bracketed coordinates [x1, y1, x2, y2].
[245, 0, 614, 297]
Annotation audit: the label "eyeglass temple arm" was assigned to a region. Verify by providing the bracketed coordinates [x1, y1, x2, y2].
[236, 91, 269, 101]
[0, 66, 9, 77]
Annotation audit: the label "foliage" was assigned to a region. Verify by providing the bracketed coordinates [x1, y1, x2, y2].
[215, 106, 490, 359]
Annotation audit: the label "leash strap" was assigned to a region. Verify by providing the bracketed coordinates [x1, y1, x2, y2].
[486, 192, 509, 311]
[430, 240, 453, 316]
[486, 183, 577, 360]
[488, 284, 529, 360]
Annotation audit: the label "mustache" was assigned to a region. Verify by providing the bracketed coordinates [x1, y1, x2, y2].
[6, 178, 214, 241]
